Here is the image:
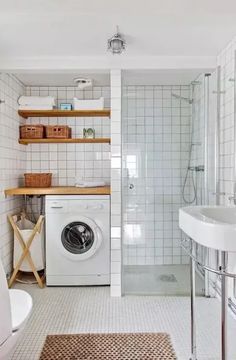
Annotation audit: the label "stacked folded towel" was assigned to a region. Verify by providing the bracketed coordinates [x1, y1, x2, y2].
[18, 96, 55, 110]
[75, 180, 106, 188]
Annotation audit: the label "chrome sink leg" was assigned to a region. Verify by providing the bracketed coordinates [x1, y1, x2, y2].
[190, 239, 197, 360]
[221, 251, 228, 360]
[204, 248, 210, 297]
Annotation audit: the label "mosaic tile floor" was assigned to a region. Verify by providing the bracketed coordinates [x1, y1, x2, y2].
[12, 284, 236, 360]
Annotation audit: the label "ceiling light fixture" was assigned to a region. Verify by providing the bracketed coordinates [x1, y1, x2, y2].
[107, 26, 126, 55]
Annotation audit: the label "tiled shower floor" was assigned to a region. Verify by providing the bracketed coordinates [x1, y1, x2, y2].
[12, 284, 236, 360]
[123, 264, 205, 296]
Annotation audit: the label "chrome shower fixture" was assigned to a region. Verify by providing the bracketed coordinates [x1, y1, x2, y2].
[171, 93, 193, 104]
[191, 142, 202, 146]
[191, 80, 201, 85]
[108, 26, 126, 54]
[188, 165, 205, 172]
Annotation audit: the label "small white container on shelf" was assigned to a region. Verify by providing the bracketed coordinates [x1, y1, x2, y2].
[73, 97, 104, 110]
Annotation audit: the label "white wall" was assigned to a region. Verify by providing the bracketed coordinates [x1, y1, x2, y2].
[0, 80, 112, 276]
[25, 86, 111, 185]
[110, 70, 122, 296]
[122, 84, 191, 266]
[0, 73, 26, 273]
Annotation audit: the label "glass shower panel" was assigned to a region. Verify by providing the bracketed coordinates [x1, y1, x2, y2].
[122, 83, 204, 295]
[207, 70, 218, 205]
[188, 72, 217, 208]
[190, 75, 206, 205]
[228, 51, 236, 308]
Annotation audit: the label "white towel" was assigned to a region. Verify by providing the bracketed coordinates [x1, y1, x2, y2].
[19, 105, 54, 110]
[75, 180, 106, 188]
[18, 96, 55, 106]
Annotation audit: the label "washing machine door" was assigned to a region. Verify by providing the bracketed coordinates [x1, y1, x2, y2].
[60, 216, 103, 261]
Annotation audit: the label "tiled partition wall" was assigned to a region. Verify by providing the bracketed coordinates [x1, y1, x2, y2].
[25, 85, 111, 185]
[0, 73, 26, 273]
[110, 70, 122, 296]
[217, 40, 235, 203]
[122, 85, 191, 266]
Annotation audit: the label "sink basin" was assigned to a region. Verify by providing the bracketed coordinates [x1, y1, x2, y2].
[179, 206, 236, 252]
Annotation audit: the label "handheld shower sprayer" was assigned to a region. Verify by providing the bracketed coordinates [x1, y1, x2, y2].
[171, 93, 193, 104]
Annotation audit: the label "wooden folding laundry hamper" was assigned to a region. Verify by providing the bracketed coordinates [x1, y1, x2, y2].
[8, 213, 45, 288]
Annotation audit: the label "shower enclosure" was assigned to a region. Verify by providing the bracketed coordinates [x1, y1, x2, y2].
[121, 71, 220, 296]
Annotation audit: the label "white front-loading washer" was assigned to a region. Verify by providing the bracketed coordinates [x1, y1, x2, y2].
[45, 195, 110, 286]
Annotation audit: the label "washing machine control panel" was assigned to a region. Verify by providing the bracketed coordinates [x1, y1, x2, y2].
[46, 196, 109, 214]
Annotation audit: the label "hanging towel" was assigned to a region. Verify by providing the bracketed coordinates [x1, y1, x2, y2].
[75, 180, 106, 188]
[19, 104, 54, 110]
[18, 96, 55, 106]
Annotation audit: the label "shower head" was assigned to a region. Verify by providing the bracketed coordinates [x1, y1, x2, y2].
[171, 93, 193, 104]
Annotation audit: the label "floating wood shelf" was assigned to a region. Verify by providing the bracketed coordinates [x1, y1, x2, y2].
[19, 138, 110, 145]
[18, 109, 110, 119]
[5, 186, 111, 196]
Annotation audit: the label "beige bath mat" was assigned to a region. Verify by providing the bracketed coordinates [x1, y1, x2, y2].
[40, 332, 177, 359]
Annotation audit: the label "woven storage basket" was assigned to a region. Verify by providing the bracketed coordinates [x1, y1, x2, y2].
[20, 125, 44, 139]
[45, 125, 71, 139]
[24, 173, 52, 188]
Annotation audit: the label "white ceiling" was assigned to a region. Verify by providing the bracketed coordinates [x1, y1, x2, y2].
[0, 0, 236, 60]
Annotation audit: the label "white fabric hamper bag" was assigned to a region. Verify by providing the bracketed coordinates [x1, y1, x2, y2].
[13, 217, 45, 272]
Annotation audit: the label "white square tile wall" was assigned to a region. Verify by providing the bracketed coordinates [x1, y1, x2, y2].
[25, 86, 111, 185]
[122, 85, 191, 266]
[110, 70, 122, 297]
[0, 73, 26, 273]
[217, 39, 235, 203]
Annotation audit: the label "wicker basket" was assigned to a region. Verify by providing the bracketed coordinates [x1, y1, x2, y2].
[20, 125, 44, 139]
[45, 125, 71, 139]
[24, 173, 52, 188]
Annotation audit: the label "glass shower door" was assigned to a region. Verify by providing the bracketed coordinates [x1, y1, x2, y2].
[121, 82, 204, 296]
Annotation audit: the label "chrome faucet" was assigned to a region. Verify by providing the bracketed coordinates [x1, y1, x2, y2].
[188, 165, 204, 172]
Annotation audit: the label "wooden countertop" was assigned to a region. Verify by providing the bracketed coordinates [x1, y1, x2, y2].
[4, 186, 111, 196]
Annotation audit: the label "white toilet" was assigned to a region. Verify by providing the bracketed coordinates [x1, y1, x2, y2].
[0, 259, 33, 360]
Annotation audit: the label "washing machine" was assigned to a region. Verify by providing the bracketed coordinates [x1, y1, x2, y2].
[45, 195, 110, 286]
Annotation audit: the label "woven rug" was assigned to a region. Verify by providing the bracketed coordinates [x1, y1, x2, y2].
[39, 333, 177, 360]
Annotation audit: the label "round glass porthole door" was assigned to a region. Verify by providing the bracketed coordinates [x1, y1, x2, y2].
[61, 221, 95, 254]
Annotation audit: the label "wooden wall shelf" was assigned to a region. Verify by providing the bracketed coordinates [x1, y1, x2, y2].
[18, 109, 110, 119]
[5, 186, 111, 196]
[19, 138, 111, 145]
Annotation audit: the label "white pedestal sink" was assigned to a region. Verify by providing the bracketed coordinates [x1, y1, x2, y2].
[179, 205, 236, 360]
[179, 206, 236, 252]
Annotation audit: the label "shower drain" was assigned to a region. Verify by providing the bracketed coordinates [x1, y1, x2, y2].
[158, 274, 177, 283]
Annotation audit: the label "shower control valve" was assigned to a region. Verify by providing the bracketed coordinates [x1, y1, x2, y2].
[228, 195, 236, 204]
